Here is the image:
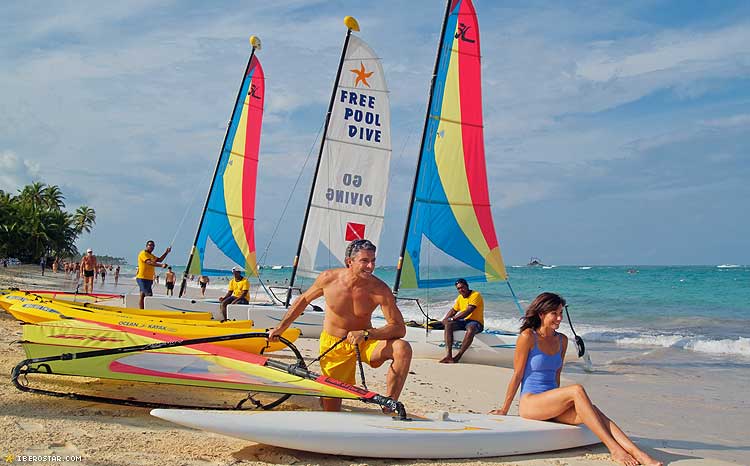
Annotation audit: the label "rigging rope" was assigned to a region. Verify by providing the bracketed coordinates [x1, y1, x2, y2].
[169, 168, 214, 249]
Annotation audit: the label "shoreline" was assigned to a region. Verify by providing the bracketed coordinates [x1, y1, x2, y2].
[0, 265, 744, 465]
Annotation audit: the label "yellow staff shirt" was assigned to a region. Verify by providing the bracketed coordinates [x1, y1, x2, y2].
[454, 290, 484, 325]
[228, 277, 249, 298]
[136, 250, 157, 280]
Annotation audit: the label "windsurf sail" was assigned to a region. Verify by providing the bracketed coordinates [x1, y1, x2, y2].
[181, 36, 265, 293]
[14, 320, 405, 416]
[287, 18, 392, 299]
[394, 0, 509, 291]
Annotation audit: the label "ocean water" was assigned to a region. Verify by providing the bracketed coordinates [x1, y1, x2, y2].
[263, 264, 750, 361]
[111, 264, 750, 360]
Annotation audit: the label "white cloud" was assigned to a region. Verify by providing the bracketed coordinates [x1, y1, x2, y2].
[576, 24, 750, 82]
[0, 150, 40, 193]
[700, 114, 750, 128]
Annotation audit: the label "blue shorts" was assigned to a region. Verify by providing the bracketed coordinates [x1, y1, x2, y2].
[453, 319, 484, 333]
[136, 278, 153, 296]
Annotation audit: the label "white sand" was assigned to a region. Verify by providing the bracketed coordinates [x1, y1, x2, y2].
[0, 266, 742, 465]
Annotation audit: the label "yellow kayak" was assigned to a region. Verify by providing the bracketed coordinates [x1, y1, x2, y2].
[6, 299, 254, 328]
[8, 301, 297, 354]
[25, 320, 297, 355]
[0, 291, 213, 321]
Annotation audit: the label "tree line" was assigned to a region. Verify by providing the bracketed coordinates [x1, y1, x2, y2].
[0, 182, 96, 263]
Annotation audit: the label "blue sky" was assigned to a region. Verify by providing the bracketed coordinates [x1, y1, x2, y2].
[1, 0, 748, 266]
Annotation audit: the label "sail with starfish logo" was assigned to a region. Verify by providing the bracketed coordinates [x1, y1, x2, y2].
[290, 23, 392, 282]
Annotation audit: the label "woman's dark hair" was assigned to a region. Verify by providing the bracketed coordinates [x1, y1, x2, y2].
[520, 292, 566, 333]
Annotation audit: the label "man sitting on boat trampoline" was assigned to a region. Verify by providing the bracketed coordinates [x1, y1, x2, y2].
[268, 239, 412, 412]
[219, 266, 250, 320]
[439, 278, 484, 363]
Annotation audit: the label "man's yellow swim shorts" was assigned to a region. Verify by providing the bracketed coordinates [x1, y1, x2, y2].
[319, 329, 380, 385]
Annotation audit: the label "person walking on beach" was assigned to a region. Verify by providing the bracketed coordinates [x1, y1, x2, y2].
[165, 266, 176, 296]
[198, 275, 209, 297]
[218, 267, 249, 320]
[491, 292, 662, 466]
[135, 240, 171, 309]
[114, 265, 120, 285]
[439, 278, 484, 364]
[100, 264, 106, 285]
[268, 239, 412, 412]
[80, 248, 97, 294]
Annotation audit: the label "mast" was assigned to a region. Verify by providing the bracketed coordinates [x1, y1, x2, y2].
[285, 17, 360, 306]
[179, 36, 262, 298]
[392, 0, 453, 295]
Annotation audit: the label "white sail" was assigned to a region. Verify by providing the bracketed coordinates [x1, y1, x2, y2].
[297, 35, 392, 275]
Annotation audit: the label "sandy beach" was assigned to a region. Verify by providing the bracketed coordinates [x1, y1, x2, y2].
[0, 265, 744, 465]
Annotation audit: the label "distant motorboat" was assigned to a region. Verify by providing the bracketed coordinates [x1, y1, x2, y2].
[527, 257, 546, 267]
[579, 266, 592, 270]
[717, 264, 741, 269]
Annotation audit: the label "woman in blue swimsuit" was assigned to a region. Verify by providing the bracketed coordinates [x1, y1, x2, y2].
[492, 292, 661, 466]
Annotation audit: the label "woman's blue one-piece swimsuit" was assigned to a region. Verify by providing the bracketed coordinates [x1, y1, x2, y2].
[520, 331, 563, 395]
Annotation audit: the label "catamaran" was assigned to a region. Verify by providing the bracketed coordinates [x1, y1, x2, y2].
[139, 36, 294, 318]
[390, 0, 589, 367]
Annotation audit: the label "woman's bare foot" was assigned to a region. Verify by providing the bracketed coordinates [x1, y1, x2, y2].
[611, 449, 638, 466]
[633, 450, 663, 466]
[438, 356, 455, 363]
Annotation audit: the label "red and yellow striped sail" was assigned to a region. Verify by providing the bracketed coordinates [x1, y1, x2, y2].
[400, 0, 507, 288]
[189, 53, 264, 277]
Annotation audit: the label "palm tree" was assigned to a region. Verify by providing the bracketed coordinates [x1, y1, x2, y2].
[43, 184, 65, 210]
[73, 205, 96, 234]
[18, 181, 46, 212]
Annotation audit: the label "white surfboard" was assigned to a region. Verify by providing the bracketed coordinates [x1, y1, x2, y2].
[150, 409, 599, 459]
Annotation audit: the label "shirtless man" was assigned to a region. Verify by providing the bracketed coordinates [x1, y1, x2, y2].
[80, 248, 97, 293]
[165, 266, 176, 296]
[268, 239, 412, 412]
[198, 275, 209, 297]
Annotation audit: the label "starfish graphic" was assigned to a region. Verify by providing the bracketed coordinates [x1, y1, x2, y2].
[5, 453, 14, 463]
[350, 62, 373, 88]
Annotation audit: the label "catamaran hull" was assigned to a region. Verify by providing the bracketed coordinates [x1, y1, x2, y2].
[135, 296, 224, 320]
[150, 410, 599, 459]
[227, 304, 324, 336]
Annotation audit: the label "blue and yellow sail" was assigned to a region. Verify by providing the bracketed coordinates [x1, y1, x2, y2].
[398, 0, 507, 289]
[188, 48, 265, 277]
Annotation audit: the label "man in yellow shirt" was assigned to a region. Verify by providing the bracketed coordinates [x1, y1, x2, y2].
[219, 266, 249, 320]
[135, 240, 171, 309]
[439, 278, 484, 364]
